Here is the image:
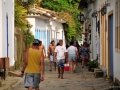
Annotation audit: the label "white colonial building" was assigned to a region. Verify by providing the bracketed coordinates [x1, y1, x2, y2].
[79, 0, 120, 85]
[0, 0, 14, 67]
[27, 6, 66, 55]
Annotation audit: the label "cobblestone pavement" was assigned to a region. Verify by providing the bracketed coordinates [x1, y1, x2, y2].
[11, 60, 111, 90]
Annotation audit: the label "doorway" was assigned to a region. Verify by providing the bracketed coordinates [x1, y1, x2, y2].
[108, 14, 114, 77]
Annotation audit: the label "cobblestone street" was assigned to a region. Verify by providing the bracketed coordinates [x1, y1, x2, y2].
[11, 60, 111, 90]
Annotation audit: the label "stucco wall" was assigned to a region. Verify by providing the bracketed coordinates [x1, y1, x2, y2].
[84, 1, 99, 60]
[51, 20, 65, 46]
[0, 0, 14, 66]
[0, 0, 3, 57]
[27, 18, 35, 35]
[27, 16, 66, 55]
[111, 0, 120, 81]
[86, 0, 120, 81]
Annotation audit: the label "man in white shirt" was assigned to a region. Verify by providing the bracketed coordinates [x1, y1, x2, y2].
[54, 40, 68, 79]
[67, 41, 78, 73]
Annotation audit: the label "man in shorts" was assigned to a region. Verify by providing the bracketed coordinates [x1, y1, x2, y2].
[21, 39, 44, 90]
[54, 40, 68, 79]
[48, 40, 56, 71]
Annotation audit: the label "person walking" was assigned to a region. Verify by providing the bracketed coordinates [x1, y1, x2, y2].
[80, 42, 90, 68]
[39, 41, 46, 59]
[67, 41, 78, 73]
[48, 40, 56, 71]
[54, 40, 68, 79]
[75, 41, 80, 61]
[21, 39, 44, 90]
[47, 43, 51, 59]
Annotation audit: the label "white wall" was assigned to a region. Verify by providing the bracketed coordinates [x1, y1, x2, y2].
[51, 20, 65, 46]
[111, 0, 120, 81]
[0, 0, 3, 57]
[27, 18, 35, 35]
[0, 0, 14, 66]
[84, 2, 98, 60]
[86, 0, 120, 81]
[27, 16, 66, 56]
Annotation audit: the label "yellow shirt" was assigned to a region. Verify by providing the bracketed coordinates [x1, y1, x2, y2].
[25, 48, 42, 74]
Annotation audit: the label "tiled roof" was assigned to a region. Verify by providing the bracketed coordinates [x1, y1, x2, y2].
[28, 5, 66, 23]
[29, 5, 58, 17]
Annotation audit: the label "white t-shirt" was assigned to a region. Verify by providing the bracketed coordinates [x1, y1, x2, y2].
[55, 45, 67, 59]
[67, 46, 77, 55]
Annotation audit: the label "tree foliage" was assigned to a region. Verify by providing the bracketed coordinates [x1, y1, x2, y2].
[23, 29, 34, 48]
[15, 0, 37, 30]
[15, 0, 36, 47]
[15, 0, 27, 30]
[40, 0, 81, 41]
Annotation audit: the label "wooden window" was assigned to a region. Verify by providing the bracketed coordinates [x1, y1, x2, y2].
[115, 0, 120, 53]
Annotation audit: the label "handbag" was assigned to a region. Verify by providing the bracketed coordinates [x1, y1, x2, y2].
[64, 63, 70, 71]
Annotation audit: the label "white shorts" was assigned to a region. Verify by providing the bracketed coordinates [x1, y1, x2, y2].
[50, 55, 56, 62]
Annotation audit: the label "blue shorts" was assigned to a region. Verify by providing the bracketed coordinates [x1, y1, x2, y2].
[24, 73, 41, 88]
[57, 59, 65, 67]
[68, 54, 76, 61]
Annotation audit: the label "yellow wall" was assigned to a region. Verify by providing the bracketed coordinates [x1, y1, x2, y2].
[101, 3, 106, 67]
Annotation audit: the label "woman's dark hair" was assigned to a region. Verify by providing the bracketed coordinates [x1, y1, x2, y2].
[70, 41, 74, 45]
[51, 40, 55, 44]
[83, 42, 88, 46]
[66, 44, 69, 49]
[56, 43, 59, 46]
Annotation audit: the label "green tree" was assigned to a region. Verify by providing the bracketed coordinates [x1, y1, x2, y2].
[15, 0, 38, 29]
[40, 0, 81, 41]
[15, 0, 36, 45]
[15, 0, 27, 30]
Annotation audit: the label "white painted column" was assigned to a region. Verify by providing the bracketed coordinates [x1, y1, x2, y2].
[0, 0, 3, 57]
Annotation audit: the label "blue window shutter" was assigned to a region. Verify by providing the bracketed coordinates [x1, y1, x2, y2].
[35, 28, 37, 39]
[38, 29, 40, 40]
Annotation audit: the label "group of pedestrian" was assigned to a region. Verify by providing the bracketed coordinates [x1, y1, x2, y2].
[20, 39, 90, 90]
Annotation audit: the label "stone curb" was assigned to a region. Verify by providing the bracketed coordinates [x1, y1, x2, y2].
[0, 71, 20, 90]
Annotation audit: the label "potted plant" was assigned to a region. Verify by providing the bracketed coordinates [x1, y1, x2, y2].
[88, 60, 98, 71]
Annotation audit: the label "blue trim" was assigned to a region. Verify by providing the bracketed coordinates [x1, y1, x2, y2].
[6, 14, 8, 57]
[110, 15, 114, 77]
[38, 30, 40, 40]
[35, 28, 48, 51]
[37, 29, 39, 39]
[35, 29, 36, 39]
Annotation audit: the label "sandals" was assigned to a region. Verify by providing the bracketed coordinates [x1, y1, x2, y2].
[61, 75, 64, 79]
[58, 75, 60, 78]
[49, 69, 52, 71]
[82, 66, 84, 68]
[73, 71, 77, 73]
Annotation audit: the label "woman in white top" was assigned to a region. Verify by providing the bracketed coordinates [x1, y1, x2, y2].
[67, 41, 78, 73]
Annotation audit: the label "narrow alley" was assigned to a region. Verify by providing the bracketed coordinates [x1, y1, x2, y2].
[11, 60, 111, 90]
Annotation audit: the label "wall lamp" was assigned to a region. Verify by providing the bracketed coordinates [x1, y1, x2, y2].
[101, 3, 110, 16]
[91, 10, 98, 18]
[78, 13, 89, 23]
[91, 10, 98, 32]
[78, 13, 85, 23]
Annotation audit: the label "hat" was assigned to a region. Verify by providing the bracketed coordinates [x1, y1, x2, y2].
[33, 39, 40, 45]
